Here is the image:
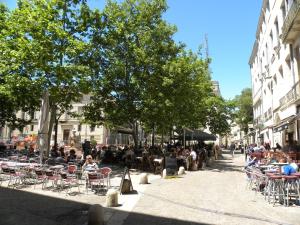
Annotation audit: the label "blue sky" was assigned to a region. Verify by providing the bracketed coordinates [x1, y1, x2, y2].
[1, 0, 262, 100]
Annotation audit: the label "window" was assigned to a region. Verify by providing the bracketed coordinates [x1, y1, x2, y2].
[90, 125, 95, 132]
[270, 31, 273, 48]
[297, 105, 300, 114]
[266, 0, 270, 11]
[31, 125, 34, 131]
[90, 135, 95, 141]
[286, 57, 291, 70]
[281, 2, 286, 19]
[266, 44, 269, 64]
[279, 66, 284, 78]
[274, 19, 279, 41]
[21, 112, 25, 120]
[286, 0, 295, 11]
[273, 75, 277, 85]
[77, 106, 83, 114]
[78, 124, 81, 132]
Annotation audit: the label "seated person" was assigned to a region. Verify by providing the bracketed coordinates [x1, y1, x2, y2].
[55, 156, 66, 164]
[58, 147, 65, 158]
[27, 146, 35, 157]
[50, 146, 60, 158]
[245, 155, 257, 168]
[282, 157, 298, 175]
[282, 164, 297, 175]
[82, 155, 98, 174]
[67, 149, 77, 163]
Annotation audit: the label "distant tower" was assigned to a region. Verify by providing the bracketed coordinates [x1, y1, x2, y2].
[205, 33, 209, 60]
[212, 81, 221, 97]
[204, 34, 212, 74]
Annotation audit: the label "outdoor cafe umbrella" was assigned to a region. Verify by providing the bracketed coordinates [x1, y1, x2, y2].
[37, 91, 50, 163]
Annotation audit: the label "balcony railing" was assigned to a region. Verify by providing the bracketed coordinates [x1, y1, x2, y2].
[281, 0, 300, 43]
[279, 81, 300, 107]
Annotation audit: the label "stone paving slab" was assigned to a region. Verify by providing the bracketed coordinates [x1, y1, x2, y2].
[121, 152, 299, 225]
[0, 165, 160, 225]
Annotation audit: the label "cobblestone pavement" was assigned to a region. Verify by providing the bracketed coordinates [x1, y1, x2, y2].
[1, 153, 299, 225]
[0, 164, 160, 225]
[120, 151, 299, 225]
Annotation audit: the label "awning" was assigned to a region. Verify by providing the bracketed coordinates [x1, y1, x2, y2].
[175, 130, 216, 141]
[111, 126, 133, 135]
[116, 127, 133, 135]
[273, 115, 296, 133]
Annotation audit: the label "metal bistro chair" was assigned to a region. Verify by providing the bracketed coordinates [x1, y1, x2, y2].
[59, 171, 80, 195]
[0, 165, 10, 186]
[86, 172, 105, 194]
[33, 169, 47, 189]
[99, 167, 112, 190]
[44, 170, 60, 190]
[8, 167, 26, 188]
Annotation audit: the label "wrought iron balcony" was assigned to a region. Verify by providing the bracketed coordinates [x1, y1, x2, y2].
[279, 81, 300, 107]
[281, 0, 300, 43]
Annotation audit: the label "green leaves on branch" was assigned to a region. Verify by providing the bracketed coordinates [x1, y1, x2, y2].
[234, 88, 253, 134]
[0, 0, 237, 143]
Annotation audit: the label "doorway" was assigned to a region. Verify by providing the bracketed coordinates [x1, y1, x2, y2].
[63, 129, 70, 144]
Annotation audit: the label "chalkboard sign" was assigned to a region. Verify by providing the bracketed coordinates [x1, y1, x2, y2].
[165, 157, 178, 176]
[119, 167, 133, 194]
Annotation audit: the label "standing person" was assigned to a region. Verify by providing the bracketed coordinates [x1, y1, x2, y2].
[82, 139, 91, 160]
[190, 148, 197, 170]
[213, 144, 219, 160]
[230, 142, 235, 158]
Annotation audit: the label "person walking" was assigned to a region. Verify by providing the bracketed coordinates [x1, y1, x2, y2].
[230, 142, 235, 158]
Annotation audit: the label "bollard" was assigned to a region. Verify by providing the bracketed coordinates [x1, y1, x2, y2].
[178, 166, 185, 175]
[88, 204, 104, 225]
[106, 189, 118, 207]
[162, 169, 167, 178]
[139, 173, 149, 184]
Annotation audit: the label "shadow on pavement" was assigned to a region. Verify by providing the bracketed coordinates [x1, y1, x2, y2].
[0, 186, 212, 225]
[210, 161, 244, 173]
[0, 184, 293, 225]
[0, 187, 89, 225]
[208, 156, 244, 173]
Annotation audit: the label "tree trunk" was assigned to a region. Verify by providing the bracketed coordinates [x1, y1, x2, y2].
[151, 125, 155, 147]
[132, 121, 139, 151]
[183, 128, 186, 149]
[54, 117, 59, 149]
[47, 106, 56, 157]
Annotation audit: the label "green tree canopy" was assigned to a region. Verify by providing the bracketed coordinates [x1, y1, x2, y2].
[0, 0, 97, 153]
[234, 88, 253, 134]
[84, 0, 181, 147]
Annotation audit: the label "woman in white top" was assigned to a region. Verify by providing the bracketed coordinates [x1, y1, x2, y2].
[82, 155, 98, 174]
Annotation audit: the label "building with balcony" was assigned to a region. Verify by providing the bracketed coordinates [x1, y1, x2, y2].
[0, 95, 133, 147]
[249, 0, 300, 147]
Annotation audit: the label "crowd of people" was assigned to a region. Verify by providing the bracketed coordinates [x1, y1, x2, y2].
[46, 140, 221, 174]
[244, 141, 299, 175]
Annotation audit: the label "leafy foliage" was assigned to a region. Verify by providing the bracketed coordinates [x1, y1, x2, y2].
[0, 0, 239, 148]
[234, 88, 253, 134]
